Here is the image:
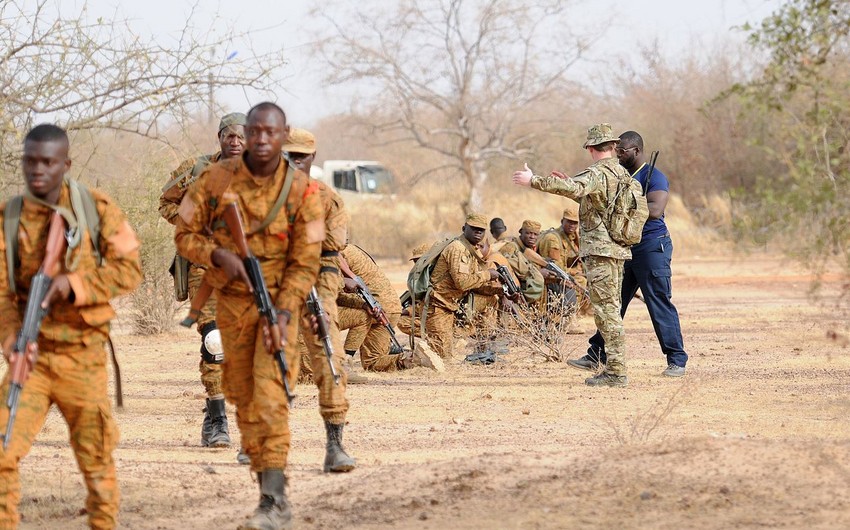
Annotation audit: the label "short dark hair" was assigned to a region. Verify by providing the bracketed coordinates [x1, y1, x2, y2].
[25, 124, 68, 145]
[490, 217, 505, 228]
[619, 130, 644, 150]
[247, 101, 287, 124]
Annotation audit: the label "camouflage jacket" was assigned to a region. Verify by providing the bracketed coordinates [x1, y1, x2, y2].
[430, 236, 496, 312]
[174, 155, 324, 318]
[337, 244, 401, 315]
[538, 228, 583, 278]
[530, 156, 631, 260]
[498, 238, 544, 301]
[159, 152, 222, 225]
[0, 182, 142, 348]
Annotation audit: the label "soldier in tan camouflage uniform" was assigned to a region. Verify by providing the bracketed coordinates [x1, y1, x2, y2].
[160, 112, 247, 449]
[497, 220, 547, 305]
[338, 244, 436, 371]
[537, 202, 587, 333]
[176, 102, 323, 529]
[283, 128, 355, 473]
[425, 213, 501, 359]
[0, 124, 142, 529]
[512, 123, 632, 387]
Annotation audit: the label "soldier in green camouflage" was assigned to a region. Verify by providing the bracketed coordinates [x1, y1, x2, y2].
[512, 123, 632, 387]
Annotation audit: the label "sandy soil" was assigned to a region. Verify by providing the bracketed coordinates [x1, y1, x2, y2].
[14, 255, 850, 529]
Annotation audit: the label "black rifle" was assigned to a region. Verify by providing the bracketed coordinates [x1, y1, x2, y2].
[496, 264, 521, 299]
[544, 260, 590, 300]
[339, 256, 404, 355]
[306, 287, 340, 384]
[3, 212, 66, 450]
[221, 203, 295, 403]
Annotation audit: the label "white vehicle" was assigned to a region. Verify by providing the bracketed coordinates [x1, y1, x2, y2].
[312, 160, 396, 196]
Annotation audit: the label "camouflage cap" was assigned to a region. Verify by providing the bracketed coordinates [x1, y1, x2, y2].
[521, 219, 542, 233]
[409, 242, 433, 261]
[465, 213, 488, 229]
[583, 123, 619, 148]
[562, 199, 579, 222]
[282, 128, 316, 154]
[218, 112, 247, 133]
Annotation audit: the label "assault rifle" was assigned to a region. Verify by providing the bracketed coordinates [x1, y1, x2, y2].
[221, 203, 295, 403]
[544, 260, 590, 300]
[496, 264, 521, 300]
[306, 287, 340, 384]
[338, 256, 404, 355]
[3, 211, 67, 450]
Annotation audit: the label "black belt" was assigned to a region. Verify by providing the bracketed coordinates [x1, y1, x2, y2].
[321, 250, 339, 257]
[320, 266, 339, 275]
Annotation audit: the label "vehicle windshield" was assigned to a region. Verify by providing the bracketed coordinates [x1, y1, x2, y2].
[358, 165, 395, 194]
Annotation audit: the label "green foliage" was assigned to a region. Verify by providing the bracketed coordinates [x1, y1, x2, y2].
[723, 0, 850, 283]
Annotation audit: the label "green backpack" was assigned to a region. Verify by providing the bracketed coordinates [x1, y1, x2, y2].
[4, 179, 101, 294]
[405, 237, 455, 347]
[603, 171, 649, 247]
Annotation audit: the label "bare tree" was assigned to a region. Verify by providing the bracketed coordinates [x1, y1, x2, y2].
[0, 0, 287, 191]
[314, 0, 591, 214]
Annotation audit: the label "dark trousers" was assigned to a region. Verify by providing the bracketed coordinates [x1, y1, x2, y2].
[587, 234, 688, 367]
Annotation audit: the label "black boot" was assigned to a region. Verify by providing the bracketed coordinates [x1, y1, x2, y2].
[206, 398, 231, 448]
[238, 469, 292, 530]
[323, 421, 356, 473]
[200, 401, 212, 446]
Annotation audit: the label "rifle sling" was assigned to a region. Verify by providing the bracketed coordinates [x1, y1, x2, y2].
[249, 166, 294, 235]
[4, 196, 22, 294]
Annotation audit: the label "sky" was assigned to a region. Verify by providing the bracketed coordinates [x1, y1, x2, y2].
[68, 0, 785, 127]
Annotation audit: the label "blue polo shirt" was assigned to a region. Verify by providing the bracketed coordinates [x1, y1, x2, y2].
[633, 163, 669, 240]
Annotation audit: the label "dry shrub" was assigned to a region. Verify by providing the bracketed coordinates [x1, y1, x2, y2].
[603, 383, 691, 445]
[497, 292, 583, 363]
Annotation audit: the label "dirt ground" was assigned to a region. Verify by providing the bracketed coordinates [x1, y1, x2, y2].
[14, 254, 850, 529]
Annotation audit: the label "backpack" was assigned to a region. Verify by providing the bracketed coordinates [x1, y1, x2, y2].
[4, 179, 101, 294]
[405, 237, 455, 348]
[602, 153, 656, 247]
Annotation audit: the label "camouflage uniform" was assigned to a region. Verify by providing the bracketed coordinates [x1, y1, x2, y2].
[0, 182, 142, 529]
[529, 125, 632, 380]
[295, 181, 349, 423]
[498, 229, 545, 304]
[426, 226, 498, 359]
[175, 155, 323, 472]
[538, 204, 590, 317]
[337, 245, 403, 371]
[160, 151, 225, 397]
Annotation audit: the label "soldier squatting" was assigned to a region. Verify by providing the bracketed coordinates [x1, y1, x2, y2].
[0, 117, 687, 529]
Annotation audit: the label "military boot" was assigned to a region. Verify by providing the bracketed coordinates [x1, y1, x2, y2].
[200, 401, 213, 446]
[239, 469, 292, 530]
[585, 372, 628, 388]
[206, 398, 231, 448]
[323, 421, 356, 473]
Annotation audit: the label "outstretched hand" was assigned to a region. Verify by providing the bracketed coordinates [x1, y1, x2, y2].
[511, 163, 534, 187]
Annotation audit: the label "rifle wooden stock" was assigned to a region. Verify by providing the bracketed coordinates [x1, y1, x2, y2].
[3, 211, 66, 450]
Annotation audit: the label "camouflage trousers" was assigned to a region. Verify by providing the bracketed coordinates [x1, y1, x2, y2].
[188, 263, 223, 397]
[0, 342, 119, 529]
[585, 255, 626, 376]
[296, 274, 349, 424]
[338, 307, 403, 372]
[425, 305, 457, 359]
[217, 292, 299, 473]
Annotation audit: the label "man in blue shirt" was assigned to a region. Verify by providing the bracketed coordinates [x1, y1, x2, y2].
[567, 130, 688, 377]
